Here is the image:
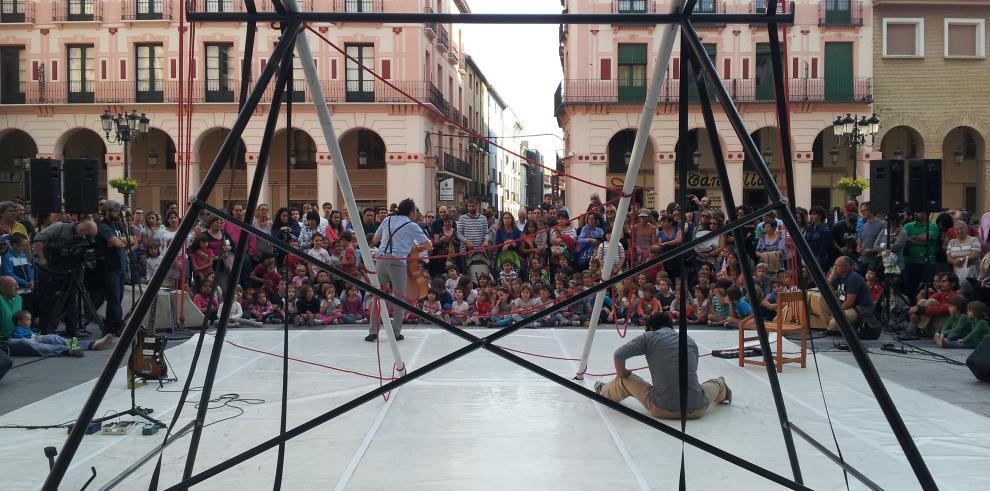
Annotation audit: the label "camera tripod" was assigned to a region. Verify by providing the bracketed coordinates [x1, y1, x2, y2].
[42, 266, 104, 338]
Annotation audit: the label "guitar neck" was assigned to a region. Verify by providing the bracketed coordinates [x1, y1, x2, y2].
[147, 294, 158, 336]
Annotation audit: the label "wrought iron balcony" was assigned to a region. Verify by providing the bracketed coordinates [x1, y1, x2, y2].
[818, 0, 863, 27]
[428, 82, 450, 116]
[451, 108, 461, 126]
[442, 152, 471, 179]
[611, 0, 655, 14]
[449, 45, 460, 65]
[0, 0, 35, 24]
[186, 0, 311, 14]
[333, 0, 383, 13]
[122, 0, 173, 21]
[437, 24, 450, 53]
[424, 6, 437, 39]
[556, 77, 873, 106]
[52, 0, 102, 22]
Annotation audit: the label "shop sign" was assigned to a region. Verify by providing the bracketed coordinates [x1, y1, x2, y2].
[674, 170, 781, 189]
[439, 178, 455, 201]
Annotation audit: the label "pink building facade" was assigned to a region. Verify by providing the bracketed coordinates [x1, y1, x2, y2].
[0, 0, 476, 213]
[556, 0, 875, 213]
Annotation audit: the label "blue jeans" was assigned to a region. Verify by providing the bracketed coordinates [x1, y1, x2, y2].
[101, 269, 125, 333]
[8, 335, 92, 357]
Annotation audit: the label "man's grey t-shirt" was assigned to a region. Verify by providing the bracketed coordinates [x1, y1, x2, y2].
[858, 218, 886, 255]
[613, 328, 708, 412]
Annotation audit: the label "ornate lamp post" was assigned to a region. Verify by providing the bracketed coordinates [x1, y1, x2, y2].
[832, 112, 880, 181]
[100, 109, 150, 206]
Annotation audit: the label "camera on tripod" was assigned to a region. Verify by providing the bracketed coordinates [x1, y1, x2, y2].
[48, 238, 100, 271]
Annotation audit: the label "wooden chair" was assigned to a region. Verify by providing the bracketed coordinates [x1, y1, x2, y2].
[738, 291, 808, 372]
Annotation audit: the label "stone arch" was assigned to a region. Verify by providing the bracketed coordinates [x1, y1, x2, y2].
[0, 129, 38, 200]
[941, 126, 986, 211]
[197, 127, 247, 208]
[879, 125, 924, 159]
[338, 127, 388, 207]
[130, 128, 177, 211]
[58, 127, 108, 198]
[270, 127, 319, 206]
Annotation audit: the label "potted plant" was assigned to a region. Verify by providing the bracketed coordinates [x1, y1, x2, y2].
[109, 177, 139, 196]
[835, 176, 868, 198]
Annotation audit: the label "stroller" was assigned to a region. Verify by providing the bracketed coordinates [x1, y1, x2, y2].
[467, 251, 491, 285]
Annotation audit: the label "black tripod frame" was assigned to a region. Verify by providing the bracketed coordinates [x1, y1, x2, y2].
[43, 2, 938, 490]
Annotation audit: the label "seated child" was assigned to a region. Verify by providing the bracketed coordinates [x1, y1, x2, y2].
[339, 286, 368, 324]
[534, 286, 564, 327]
[251, 291, 282, 324]
[633, 285, 661, 326]
[726, 286, 755, 329]
[940, 299, 988, 349]
[5, 310, 112, 357]
[194, 281, 220, 322]
[688, 285, 712, 324]
[318, 285, 343, 325]
[295, 284, 323, 326]
[511, 283, 541, 327]
[468, 290, 493, 326]
[498, 259, 519, 287]
[708, 278, 732, 326]
[450, 288, 472, 325]
[490, 287, 514, 327]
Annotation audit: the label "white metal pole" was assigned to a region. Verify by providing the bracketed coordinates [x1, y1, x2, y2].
[286, 0, 407, 374]
[575, 0, 684, 379]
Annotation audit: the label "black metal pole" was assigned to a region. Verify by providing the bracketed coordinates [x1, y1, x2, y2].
[273, 37, 294, 490]
[676, 29, 692, 491]
[185, 11, 795, 25]
[179, 29, 297, 481]
[685, 45, 804, 484]
[681, 20, 938, 490]
[766, 0, 797, 212]
[42, 21, 300, 490]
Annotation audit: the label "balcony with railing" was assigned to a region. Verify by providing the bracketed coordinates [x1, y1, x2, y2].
[186, 0, 310, 14]
[441, 152, 471, 179]
[818, 1, 863, 27]
[693, 1, 725, 27]
[52, 0, 103, 22]
[424, 6, 437, 39]
[0, 0, 35, 24]
[437, 24, 450, 53]
[428, 82, 450, 116]
[333, 0, 383, 13]
[122, 0, 173, 21]
[449, 45, 459, 65]
[611, 0, 655, 14]
[0, 79, 460, 106]
[556, 77, 873, 106]
[451, 108, 461, 126]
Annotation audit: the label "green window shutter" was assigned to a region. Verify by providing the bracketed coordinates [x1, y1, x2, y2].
[618, 44, 647, 64]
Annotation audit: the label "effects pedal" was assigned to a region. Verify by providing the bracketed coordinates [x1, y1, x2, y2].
[142, 423, 161, 436]
[881, 343, 908, 354]
[101, 421, 138, 435]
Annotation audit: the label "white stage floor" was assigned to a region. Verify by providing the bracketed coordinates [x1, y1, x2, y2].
[1, 328, 987, 490]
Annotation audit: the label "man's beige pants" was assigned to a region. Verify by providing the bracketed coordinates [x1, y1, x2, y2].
[599, 374, 729, 420]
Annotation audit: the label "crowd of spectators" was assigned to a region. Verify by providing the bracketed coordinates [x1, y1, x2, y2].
[1, 190, 989, 366]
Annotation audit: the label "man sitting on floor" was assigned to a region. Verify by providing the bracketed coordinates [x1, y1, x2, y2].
[595, 313, 731, 420]
[0, 276, 112, 357]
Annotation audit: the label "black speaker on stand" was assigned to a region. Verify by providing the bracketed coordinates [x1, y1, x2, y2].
[63, 158, 100, 214]
[28, 158, 62, 215]
[869, 159, 905, 215]
[967, 337, 990, 382]
[908, 159, 943, 213]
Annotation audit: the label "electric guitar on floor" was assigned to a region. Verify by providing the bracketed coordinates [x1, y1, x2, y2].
[131, 293, 168, 380]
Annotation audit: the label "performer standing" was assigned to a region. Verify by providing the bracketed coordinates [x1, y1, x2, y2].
[365, 199, 432, 342]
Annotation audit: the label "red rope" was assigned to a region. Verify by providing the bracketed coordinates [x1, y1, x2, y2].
[371, 299, 397, 401]
[223, 338, 395, 381]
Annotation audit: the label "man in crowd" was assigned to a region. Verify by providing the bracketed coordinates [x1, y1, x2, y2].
[366, 199, 432, 342]
[804, 206, 831, 266]
[456, 198, 489, 253]
[824, 256, 876, 335]
[903, 210, 939, 298]
[516, 207, 528, 232]
[856, 202, 886, 273]
[831, 210, 859, 264]
[431, 206, 455, 237]
[96, 200, 129, 336]
[31, 219, 99, 336]
[0, 201, 29, 238]
[595, 313, 731, 419]
[359, 207, 377, 236]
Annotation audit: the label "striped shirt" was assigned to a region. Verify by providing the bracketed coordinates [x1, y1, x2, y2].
[456, 213, 489, 250]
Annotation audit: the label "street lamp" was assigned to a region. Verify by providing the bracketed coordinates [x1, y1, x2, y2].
[147, 150, 159, 169]
[358, 150, 368, 168]
[289, 152, 298, 168]
[955, 147, 965, 165]
[691, 150, 701, 168]
[100, 109, 151, 206]
[893, 147, 903, 160]
[762, 149, 773, 165]
[829, 147, 840, 165]
[833, 112, 879, 148]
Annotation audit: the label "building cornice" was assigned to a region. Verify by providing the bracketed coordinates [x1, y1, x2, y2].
[874, 0, 990, 6]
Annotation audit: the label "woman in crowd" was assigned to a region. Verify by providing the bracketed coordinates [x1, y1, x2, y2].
[755, 220, 787, 272]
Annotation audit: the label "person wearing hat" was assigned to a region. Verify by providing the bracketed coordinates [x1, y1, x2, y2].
[95, 200, 129, 336]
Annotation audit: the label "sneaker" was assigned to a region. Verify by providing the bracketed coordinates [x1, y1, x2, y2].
[395, 334, 405, 341]
[307, 317, 317, 327]
[532, 322, 542, 328]
[67, 337, 80, 351]
[719, 377, 732, 405]
[294, 315, 303, 326]
[364, 333, 377, 342]
[594, 381, 605, 395]
[90, 334, 113, 351]
[571, 320, 582, 326]
[68, 348, 85, 357]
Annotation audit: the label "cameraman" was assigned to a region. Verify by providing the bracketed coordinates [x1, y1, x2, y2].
[32, 219, 98, 336]
[96, 200, 129, 336]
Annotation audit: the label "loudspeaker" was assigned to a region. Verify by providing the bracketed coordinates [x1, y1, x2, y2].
[967, 337, 990, 382]
[28, 158, 61, 214]
[908, 159, 943, 213]
[63, 158, 100, 214]
[869, 159, 905, 215]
